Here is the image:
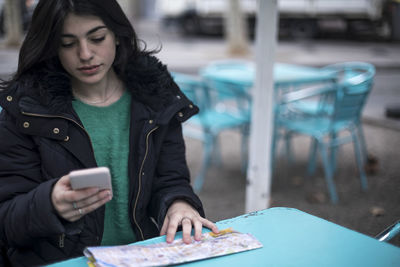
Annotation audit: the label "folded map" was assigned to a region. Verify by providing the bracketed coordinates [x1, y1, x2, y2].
[84, 228, 262, 267]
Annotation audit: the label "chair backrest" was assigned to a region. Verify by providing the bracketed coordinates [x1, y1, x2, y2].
[323, 62, 375, 126]
[171, 72, 210, 111]
[199, 60, 253, 117]
[204, 78, 252, 117]
[172, 71, 251, 120]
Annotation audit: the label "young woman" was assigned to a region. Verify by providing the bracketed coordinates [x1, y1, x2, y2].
[0, 0, 218, 265]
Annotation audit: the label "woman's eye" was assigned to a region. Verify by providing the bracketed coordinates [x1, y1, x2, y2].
[91, 36, 106, 43]
[61, 42, 75, 48]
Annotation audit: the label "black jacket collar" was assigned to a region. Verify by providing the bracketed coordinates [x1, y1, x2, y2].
[0, 53, 198, 125]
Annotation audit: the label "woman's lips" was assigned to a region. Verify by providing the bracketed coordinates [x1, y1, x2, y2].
[78, 65, 100, 75]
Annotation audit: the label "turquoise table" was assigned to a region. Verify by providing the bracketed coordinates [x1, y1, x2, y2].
[200, 61, 337, 88]
[48, 207, 400, 267]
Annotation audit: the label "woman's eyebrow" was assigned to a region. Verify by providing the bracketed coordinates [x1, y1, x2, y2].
[61, 25, 107, 38]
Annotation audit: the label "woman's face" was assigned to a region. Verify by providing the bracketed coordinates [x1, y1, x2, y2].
[58, 13, 118, 88]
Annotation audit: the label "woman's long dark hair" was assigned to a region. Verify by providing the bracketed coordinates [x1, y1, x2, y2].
[9, 0, 151, 84]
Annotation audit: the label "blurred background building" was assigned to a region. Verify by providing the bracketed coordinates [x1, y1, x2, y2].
[153, 0, 400, 41]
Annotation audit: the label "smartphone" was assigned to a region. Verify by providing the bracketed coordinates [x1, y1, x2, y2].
[69, 167, 112, 191]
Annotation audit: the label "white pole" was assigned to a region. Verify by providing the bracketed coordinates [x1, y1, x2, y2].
[245, 0, 278, 213]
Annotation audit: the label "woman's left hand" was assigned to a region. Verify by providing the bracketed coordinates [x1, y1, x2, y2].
[160, 200, 219, 244]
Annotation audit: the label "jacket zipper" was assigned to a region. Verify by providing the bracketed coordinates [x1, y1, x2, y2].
[59, 233, 65, 248]
[133, 126, 159, 240]
[21, 111, 95, 152]
[23, 111, 159, 240]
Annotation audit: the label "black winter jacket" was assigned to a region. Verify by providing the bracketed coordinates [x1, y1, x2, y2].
[0, 54, 204, 266]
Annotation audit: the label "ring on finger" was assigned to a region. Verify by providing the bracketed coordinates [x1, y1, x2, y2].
[78, 208, 83, 215]
[72, 202, 78, 209]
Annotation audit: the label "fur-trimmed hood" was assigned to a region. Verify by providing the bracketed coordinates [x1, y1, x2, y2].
[0, 53, 180, 116]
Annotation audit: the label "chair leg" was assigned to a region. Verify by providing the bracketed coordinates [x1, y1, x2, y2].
[240, 124, 250, 174]
[211, 136, 222, 166]
[351, 129, 368, 191]
[284, 131, 293, 165]
[307, 138, 318, 177]
[271, 127, 281, 176]
[330, 132, 337, 174]
[356, 124, 368, 164]
[319, 142, 339, 204]
[193, 138, 214, 193]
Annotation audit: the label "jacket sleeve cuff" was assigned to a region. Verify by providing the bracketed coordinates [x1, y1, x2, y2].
[29, 178, 83, 237]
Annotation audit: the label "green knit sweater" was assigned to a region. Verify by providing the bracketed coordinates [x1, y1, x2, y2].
[72, 91, 136, 246]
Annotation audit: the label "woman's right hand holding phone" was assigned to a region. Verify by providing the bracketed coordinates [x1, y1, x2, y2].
[51, 175, 112, 222]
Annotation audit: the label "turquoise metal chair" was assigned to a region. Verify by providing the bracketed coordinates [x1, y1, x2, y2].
[304, 63, 375, 180]
[376, 220, 400, 242]
[285, 62, 375, 174]
[273, 62, 375, 203]
[199, 60, 253, 172]
[172, 72, 251, 192]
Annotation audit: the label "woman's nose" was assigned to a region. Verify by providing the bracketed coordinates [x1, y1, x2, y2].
[78, 42, 94, 61]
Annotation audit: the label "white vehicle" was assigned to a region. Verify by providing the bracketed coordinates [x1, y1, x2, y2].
[155, 0, 257, 35]
[278, 0, 396, 39]
[156, 0, 399, 39]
